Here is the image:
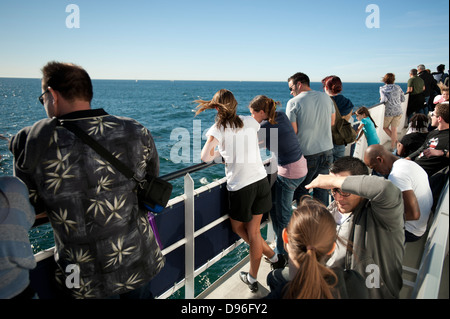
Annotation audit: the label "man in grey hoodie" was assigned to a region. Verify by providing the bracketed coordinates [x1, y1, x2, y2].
[306, 156, 405, 299]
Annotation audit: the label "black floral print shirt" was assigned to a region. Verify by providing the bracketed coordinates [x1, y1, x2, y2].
[10, 109, 165, 298]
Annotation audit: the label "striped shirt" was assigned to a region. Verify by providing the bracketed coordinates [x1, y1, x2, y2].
[0, 176, 36, 299]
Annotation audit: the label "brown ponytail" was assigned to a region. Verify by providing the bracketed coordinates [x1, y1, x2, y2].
[283, 196, 338, 299]
[195, 89, 243, 130]
[248, 95, 280, 125]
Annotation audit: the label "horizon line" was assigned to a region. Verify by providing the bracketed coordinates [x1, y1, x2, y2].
[0, 76, 406, 84]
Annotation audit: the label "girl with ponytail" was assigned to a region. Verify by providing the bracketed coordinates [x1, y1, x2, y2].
[196, 90, 278, 293]
[266, 196, 368, 299]
[249, 95, 307, 261]
[283, 196, 338, 299]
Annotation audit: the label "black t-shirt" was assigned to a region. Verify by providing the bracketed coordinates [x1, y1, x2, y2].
[399, 132, 428, 157]
[409, 129, 449, 176]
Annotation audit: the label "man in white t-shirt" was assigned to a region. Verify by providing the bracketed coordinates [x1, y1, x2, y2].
[364, 144, 433, 242]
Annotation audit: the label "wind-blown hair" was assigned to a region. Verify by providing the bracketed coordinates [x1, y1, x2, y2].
[195, 89, 243, 131]
[382, 73, 396, 85]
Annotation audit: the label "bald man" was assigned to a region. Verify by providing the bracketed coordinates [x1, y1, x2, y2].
[364, 145, 433, 242]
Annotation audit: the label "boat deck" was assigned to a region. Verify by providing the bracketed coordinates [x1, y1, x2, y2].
[199, 248, 273, 299]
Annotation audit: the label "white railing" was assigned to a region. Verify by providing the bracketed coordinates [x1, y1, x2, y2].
[412, 180, 449, 299]
[156, 167, 275, 299]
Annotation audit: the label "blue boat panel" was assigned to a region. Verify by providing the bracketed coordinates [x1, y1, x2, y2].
[155, 201, 185, 249]
[149, 181, 240, 297]
[148, 245, 185, 297]
[193, 184, 229, 230]
[30, 255, 59, 299]
[194, 222, 241, 270]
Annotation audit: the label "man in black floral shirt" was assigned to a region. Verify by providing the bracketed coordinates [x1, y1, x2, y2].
[9, 62, 165, 298]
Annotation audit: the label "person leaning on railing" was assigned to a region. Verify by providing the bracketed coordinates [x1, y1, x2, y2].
[8, 61, 165, 299]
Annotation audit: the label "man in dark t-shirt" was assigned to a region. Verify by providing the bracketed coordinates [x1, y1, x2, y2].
[398, 132, 428, 158]
[406, 103, 449, 177]
[418, 64, 440, 114]
[406, 69, 425, 118]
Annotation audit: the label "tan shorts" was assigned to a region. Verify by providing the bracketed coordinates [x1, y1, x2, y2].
[384, 115, 402, 129]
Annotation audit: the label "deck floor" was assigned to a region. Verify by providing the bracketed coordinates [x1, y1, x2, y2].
[200, 252, 273, 299]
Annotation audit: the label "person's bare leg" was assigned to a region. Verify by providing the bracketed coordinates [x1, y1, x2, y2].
[230, 216, 275, 279]
[230, 218, 275, 259]
[383, 127, 392, 140]
[390, 125, 398, 149]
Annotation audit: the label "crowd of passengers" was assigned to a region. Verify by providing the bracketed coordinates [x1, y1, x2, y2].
[1, 61, 448, 299]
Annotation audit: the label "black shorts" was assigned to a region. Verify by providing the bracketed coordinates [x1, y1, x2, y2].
[228, 177, 272, 222]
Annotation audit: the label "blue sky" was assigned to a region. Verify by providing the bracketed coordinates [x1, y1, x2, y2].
[0, 0, 448, 83]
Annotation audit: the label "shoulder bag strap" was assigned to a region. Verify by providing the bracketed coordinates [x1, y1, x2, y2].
[332, 98, 342, 120]
[59, 120, 136, 181]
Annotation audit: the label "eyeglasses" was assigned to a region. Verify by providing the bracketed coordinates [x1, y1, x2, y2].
[328, 188, 351, 197]
[431, 112, 439, 118]
[38, 89, 49, 105]
[289, 83, 297, 92]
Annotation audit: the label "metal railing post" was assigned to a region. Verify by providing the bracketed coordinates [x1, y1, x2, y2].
[184, 173, 195, 299]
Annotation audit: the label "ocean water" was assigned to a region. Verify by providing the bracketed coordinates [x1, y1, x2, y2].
[0, 78, 407, 297]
